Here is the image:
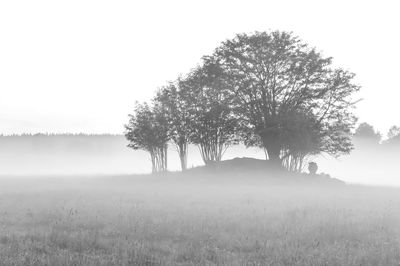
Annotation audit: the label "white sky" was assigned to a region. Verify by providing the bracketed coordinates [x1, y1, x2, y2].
[1, 0, 399, 135]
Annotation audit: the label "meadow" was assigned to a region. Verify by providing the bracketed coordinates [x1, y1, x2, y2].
[0, 174, 400, 266]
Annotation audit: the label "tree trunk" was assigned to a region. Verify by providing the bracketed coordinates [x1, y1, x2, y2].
[150, 151, 156, 173]
[268, 150, 282, 168]
[198, 142, 225, 166]
[177, 141, 188, 171]
[262, 138, 282, 169]
[149, 146, 168, 173]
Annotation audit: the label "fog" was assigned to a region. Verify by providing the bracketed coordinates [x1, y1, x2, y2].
[315, 139, 400, 187]
[0, 134, 148, 176]
[0, 134, 264, 176]
[1, 135, 400, 264]
[1, 171, 400, 264]
[0, 134, 399, 186]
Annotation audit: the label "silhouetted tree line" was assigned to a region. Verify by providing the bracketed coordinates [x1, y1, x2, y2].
[354, 123, 400, 147]
[0, 134, 145, 176]
[0, 133, 121, 137]
[0, 134, 125, 154]
[125, 31, 360, 173]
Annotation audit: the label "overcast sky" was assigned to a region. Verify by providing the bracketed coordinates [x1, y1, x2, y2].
[0, 0, 399, 135]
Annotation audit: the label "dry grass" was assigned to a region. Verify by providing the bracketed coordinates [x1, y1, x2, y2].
[0, 175, 400, 265]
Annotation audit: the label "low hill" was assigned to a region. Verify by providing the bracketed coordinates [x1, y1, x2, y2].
[165, 157, 346, 186]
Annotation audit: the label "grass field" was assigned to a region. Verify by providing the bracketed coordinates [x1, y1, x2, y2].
[1, 174, 400, 265]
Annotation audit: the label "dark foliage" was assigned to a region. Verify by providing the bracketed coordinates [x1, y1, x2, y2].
[125, 102, 169, 173]
[126, 30, 360, 172]
[209, 31, 359, 168]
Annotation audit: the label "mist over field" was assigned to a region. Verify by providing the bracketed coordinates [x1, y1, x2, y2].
[1, 131, 398, 265]
[0, 134, 148, 176]
[0, 134, 265, 176]
[316, 139, 400, 187]
[1, 172, 400, 265]
[1, 134, 399, 186]
[2, 1, 400, 264]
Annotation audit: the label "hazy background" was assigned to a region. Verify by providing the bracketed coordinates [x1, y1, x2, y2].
[0, 134, 265, 176]
[0, 134, 398, 187]
[1, 0, 399, 186]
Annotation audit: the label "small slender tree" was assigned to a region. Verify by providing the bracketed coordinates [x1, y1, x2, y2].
[155, 80, 191, 171]
[125, 102, 169, 173]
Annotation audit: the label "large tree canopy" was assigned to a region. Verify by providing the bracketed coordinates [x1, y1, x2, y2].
[210, 31, 359, 167]
[125, 30, 361, 173]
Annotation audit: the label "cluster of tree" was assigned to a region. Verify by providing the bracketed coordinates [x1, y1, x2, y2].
[354, 123, 400, 145]
[125, 31, 360, 173]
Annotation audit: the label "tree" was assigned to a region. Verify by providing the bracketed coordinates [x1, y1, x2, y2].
[279, 109, 324, 172]
[155, 80, 191, 171]
[387, 125, 400, 141]
[211, 31, 359, 168]
[238, 108, 324, 172]
[182, 60, 239, 165]
[354, 122, 381, 143]
[125, 102, 169, 173]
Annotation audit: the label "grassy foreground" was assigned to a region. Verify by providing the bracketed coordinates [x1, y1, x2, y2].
[0, 174, 400, 266]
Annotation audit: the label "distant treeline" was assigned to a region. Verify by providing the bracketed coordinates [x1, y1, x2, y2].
[353, 123, 400, 148]
[0, 134, 125, 154]
[0, 131, 398, 178]
[0, 133, 120, 136]
[316, 122, 400, 186]
[1, 128, 398, 151]
[0, 134, 149, 175]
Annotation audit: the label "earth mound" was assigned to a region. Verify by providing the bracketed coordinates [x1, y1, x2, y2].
[182, 157, 345, 185]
